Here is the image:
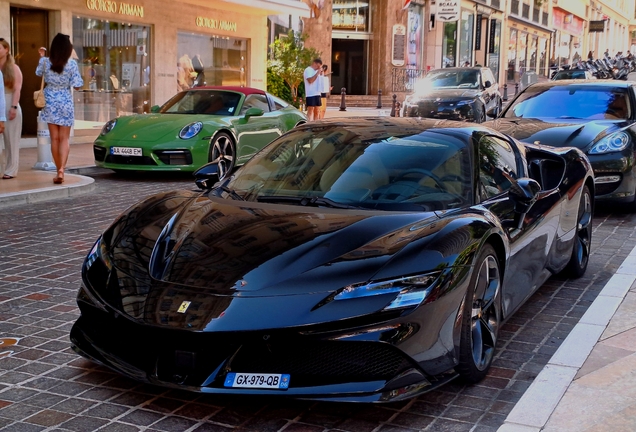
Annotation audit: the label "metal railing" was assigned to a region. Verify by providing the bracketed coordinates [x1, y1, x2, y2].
[391, 68, 427, 93]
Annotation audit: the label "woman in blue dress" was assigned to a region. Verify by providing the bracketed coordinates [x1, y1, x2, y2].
[36, 33, 83, 184]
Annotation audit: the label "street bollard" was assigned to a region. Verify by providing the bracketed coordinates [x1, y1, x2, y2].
[339, 87, 347, 112]
[390, 94, 398, 117]
[503, 83, 508, 101]
[33, 112, 56, 171]
[376, 89, 383, 109]
[515, 82, 519, 95]
[395, 102, 401, 117]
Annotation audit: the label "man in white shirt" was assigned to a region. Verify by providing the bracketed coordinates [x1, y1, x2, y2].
[303, 58, 323, 121]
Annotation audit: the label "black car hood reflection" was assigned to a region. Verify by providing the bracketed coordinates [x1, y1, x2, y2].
[409, 88, 480, 101]
[113, 195, 444, 297]
[485, 117, 630, 149]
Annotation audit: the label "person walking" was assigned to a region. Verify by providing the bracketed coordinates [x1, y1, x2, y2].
[0, 68, 5, 137]
[303, 58, 322, 121]
[0, 38, 23, 179]
[36, 33, 83, 184]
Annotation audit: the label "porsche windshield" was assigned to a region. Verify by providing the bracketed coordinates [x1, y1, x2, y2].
[160, 90, 241, 115]
[505, 85, 631, 120]
[415, 69, 480, 92]
[226, 127, 473, 211]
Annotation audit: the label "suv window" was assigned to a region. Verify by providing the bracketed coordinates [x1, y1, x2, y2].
[478, 136, 519, 199]
[240, 94, 270, 115]
[482, 69, 495, 86]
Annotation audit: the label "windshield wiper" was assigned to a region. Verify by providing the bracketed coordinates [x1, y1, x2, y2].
[256, 195, 357, 209]
[213, 185, 244, 201]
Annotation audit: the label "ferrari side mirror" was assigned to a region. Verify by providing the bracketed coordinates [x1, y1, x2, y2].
[487, 106, 500, 118]
[194, 162, 220, 189]
[508, 178, 541, 228]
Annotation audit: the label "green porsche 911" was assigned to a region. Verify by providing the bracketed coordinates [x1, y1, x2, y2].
[93, 87, 307, 175]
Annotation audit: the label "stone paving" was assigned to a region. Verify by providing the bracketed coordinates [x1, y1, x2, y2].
[0, 171, 635, 432]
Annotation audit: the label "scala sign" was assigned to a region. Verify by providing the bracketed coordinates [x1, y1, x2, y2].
[436, 0, 460, 22]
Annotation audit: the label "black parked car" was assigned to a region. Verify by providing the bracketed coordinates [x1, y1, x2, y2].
[485, 80, 636, 208]
[71, 118, 593, 402]
[402, 67, 502, 123]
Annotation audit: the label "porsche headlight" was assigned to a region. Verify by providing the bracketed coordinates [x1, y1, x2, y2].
[100, 119, 117, 135]
[334, 272, 441, 310]
[588, 131, 630, 154]
[179, 122, 203, 140]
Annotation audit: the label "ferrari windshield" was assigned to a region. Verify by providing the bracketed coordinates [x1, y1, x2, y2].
[505, 85, 631, 120]
[160, 90, 241, 115]
[226, 127, 473, 211]
[415, 69, 480, 92]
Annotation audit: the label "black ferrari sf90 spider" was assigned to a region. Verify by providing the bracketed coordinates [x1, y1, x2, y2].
[71, 118, 594, 402]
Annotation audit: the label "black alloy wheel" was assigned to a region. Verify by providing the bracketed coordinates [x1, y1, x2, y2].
[457, 244, 501, 383]
[564, 185, 592, 277]
[209, 132, 236, 180]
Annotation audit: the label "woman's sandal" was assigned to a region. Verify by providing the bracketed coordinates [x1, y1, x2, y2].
[53, 171, 65, 184]
[1, 175, 13, 179]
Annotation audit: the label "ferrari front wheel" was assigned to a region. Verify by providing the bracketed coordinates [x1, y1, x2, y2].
[457, 244, 501, 383]
[564, 185, 592, 278]
[209, 132, 236, 180]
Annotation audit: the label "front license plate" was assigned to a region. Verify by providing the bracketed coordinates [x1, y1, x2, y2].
[224, 372, 290, 390]
[111, 147, 142, 156]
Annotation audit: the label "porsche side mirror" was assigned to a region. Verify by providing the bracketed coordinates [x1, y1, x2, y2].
[193, 162, 220, 190]
[150, 105, 161, 113]
[508, 178, 541, 228]
[244, 107, 264, 120]
[484, 81, 492, 89]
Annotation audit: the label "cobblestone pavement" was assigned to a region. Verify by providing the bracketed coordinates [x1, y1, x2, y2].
[0, 171, 635, 432]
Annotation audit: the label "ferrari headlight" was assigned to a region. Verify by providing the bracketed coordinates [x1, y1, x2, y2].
[179, 122, 203, 140]
[85, 237, 112, 272]
[588, 131, 630, 154]
[334, 272, 440, 310]
[100, 119, 117, 135]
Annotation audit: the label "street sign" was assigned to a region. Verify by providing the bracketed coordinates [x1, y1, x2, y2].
[436, 0, 460, 22]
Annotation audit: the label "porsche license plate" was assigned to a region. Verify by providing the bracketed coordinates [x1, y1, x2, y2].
[111, 147, 142, 156]
[224, 372, 290, 390]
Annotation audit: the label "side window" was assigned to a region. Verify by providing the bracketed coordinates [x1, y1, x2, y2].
[270, 94, 289, 111]
[483, 70, 495, 86]
[240, 94, 271, 115]
[478, 136, 519, 199]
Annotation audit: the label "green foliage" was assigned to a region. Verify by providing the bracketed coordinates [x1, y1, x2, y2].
[267, 67, 292, 102]
[268, 30, 321, 104]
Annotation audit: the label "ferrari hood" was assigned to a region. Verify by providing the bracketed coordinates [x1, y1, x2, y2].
[107, 113, 228, 143]
[135, 197, 440, 297]
[485, 118, 629, 150]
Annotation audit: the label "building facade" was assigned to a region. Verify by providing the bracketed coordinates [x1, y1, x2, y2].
[1, 0, 309, 135]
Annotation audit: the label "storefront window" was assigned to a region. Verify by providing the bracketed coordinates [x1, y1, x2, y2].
[488, 20, 501, 80]
[407, 5, 423, 69]
[507, 28, 517, 81]
[332, 0, 370, 32]
[539, 38, 547, 76]
[458, 11, 474, 66]
[518, 32, 528, 76]
[177, 32, 248, 91]
[443, 22, 457, 68]
[72, 17, 151, 124]
[529, 36, 538, 71]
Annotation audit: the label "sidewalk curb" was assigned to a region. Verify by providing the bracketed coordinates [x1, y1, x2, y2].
[498, 245, 636, 431]
[0, 174, 96, 208]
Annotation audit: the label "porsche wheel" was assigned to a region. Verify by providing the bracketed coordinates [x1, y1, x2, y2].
[209, 132, 236, 180]
[564, 185, 592, 278]
[457, 244, 501, 383]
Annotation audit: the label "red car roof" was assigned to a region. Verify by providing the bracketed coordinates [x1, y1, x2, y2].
[192, 86, 266, 95]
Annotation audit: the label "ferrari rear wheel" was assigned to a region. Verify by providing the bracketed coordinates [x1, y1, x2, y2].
[209, 132, 236, 180]
[457, 244, 501, 383]
[564, 185, 592, 278]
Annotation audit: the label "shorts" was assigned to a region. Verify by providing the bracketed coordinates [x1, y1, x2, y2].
[306, 95, 322, 107]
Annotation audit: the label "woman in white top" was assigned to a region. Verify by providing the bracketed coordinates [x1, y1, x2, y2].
[0, 38, 22, 179]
